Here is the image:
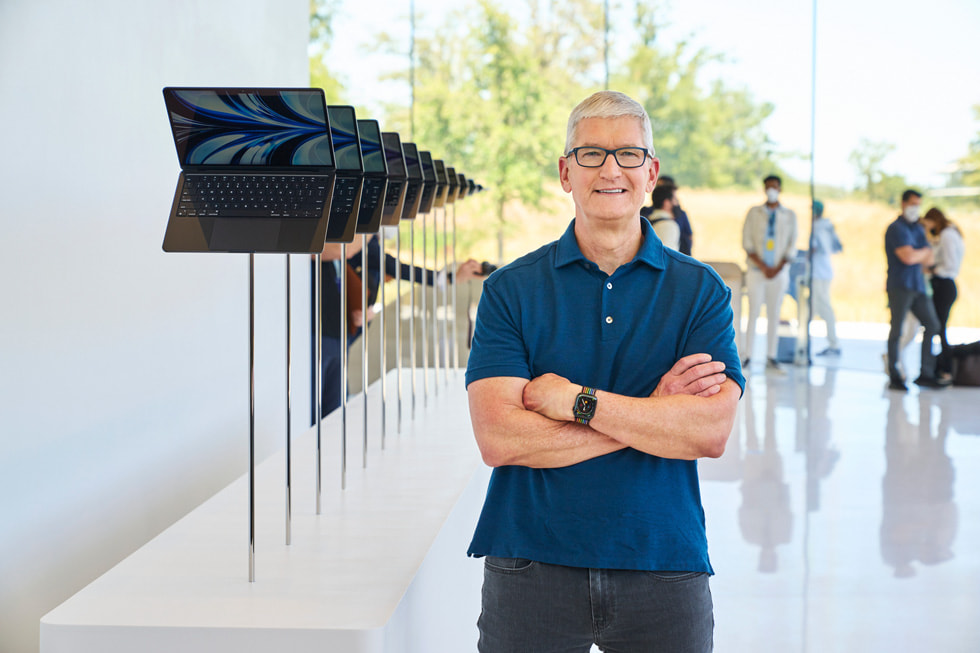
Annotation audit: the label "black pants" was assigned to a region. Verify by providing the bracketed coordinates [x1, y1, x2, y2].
[931, 276, 957, 374]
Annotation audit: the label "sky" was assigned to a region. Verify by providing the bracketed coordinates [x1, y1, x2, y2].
[323, 0, 980, 190]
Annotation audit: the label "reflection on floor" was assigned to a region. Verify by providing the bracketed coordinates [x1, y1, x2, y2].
[700, 332, 980, 652]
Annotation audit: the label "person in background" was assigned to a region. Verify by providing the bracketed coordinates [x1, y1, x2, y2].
[810, 200, 843, 356]
[645, 184, 681, 250]
[921, 207, 964, 377]
[742, 174, 798, 374]
[884, 189, 948, 391]
[642, 174, 693, 255]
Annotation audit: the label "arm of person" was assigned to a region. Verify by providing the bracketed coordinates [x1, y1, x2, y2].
[522, 361, 738, 462]
[470, 354, 730, 468]
[894, 244, 934, 266]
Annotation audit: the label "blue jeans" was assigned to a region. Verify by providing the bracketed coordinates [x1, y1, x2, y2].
[478, 557, 713, 653]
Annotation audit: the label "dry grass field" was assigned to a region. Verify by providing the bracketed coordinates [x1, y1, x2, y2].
[447, 184, 978, 330]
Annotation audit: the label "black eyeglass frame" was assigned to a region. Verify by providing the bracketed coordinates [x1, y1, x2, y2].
[564, 146, 653, 168]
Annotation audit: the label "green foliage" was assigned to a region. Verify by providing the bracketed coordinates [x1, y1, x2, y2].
[309, 0, 344, 102]
[847, 138, 896, 200]
[954, 104, 980, 189]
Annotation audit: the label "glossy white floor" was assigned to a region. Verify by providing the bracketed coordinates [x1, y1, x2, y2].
[699, 325, 980, 652]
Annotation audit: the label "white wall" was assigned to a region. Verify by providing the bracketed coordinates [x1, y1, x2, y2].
[0, 1, 311, 650]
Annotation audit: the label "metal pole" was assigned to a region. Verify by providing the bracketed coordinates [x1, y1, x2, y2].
[432, 209, 440, 395]
[380, 232, 387, 449]
[340, 245, 348, 490]
[452, 203, 459, 372]
[248, 253, 255, 582]
[285, 255, 292, 546]
[410, 222, 417, 418]
[442, 208, 450, 384]
[361, 234, 369, 468]
[315, 254, 322, 514]
[421, 212, 429, 405]
[805, 0, 818, 366]
[396, 228, 403, 432]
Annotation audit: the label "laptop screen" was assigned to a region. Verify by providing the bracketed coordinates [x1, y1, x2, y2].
[402, 143, 422, 180]
[382, 132, 407, 178]
[357, 119, 387, 175]
[327, 105, 363, 172]
[164, 88, 333, 168]
[419, 151, 436, 183]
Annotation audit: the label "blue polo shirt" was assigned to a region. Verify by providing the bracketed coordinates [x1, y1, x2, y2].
[885, 216, 929, 293]
[465, 218, 744, 572]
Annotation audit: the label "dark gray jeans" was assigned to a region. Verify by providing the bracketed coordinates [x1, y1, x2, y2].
[478, 557, 713, 653]
[887, 287, 941, 380]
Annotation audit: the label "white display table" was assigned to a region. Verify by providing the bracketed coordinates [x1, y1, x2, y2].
[41, 372, 490, 653]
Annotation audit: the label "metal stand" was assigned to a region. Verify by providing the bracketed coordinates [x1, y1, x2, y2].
[361, 233, 369, 468]
[248, 254, 256, 582]
[315, 254, 322, 512]
[432, 209, 440, 395]
[451, 204, 459, 372]
[410, 222, 417, 418]
[421, 212, 429, 405]
[441, 208, 450, 384]
[340, 245, 348, 490]
[380, 232, 387, 449]
[285, 255, 292, 546]
[340, 243, 347, 490]
[396, 229, 403, 432]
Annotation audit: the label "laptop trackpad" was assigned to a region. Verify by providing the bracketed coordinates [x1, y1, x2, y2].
[207, 218, 282, 252]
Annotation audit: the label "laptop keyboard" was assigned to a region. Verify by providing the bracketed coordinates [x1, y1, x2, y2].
[330, 178, 361, 220]
[178, 174, 329, 218]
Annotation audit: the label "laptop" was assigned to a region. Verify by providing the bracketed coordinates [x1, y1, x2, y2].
[354, 118, 388, 234]
[323, 105, 364, 243]
[162, 87, 336, 253]
[432, 159, 450, 209]
[417, 151, 438, 215]
[456, 172, 468, 200]
[399, 142, 425, 222]
[445, 166, 459, 204]
[380, 132, 408, 227]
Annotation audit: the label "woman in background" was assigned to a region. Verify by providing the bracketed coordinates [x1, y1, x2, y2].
[921, 207, 964, 375]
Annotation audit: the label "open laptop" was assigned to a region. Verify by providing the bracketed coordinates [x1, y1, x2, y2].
[456, 172, 468, 200]
[432, 159, 450, 209]
[162, 87, 336, 253]
[380, 132, 408, 227]
[445, 166, 459, 204]
[322, 105, 364, 243]
[399, 142, 426, 222]
[417, 151, 438, 215]
[354, 118, 388, 234]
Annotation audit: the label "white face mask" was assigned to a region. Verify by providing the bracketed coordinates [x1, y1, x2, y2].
[903, 205, 920, 222]
[766, 188, 780, 203]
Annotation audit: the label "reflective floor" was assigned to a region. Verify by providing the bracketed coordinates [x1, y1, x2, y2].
[699, 328, 980, 652]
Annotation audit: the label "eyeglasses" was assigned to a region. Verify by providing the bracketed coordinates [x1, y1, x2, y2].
[565, 146, 652, 168]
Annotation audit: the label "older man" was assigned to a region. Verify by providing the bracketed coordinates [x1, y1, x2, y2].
[465, 91, 743, 652]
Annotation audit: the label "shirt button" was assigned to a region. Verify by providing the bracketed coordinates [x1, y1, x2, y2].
[606, 282, 613, 290]
[605, 316, 613, 324]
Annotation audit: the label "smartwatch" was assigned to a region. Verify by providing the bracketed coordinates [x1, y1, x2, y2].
[573, 386, 598, 425]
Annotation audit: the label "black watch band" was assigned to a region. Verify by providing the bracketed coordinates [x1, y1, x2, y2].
[573, 386, 598, 425]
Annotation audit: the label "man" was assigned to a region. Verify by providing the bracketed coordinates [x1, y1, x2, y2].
[884, 189, 948, 391]
[642, 174, 693, 255]
[465, 91, 743, 652]
[742, 174, 798, 373]
[810, 200, 843, 356]
[646, 183, 681, 250]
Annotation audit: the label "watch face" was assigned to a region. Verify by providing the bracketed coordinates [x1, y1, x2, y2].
[575, 395, 597, 415]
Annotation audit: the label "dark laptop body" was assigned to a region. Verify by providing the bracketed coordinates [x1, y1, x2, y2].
[323, 105, 364, 243]
[456, 173, 468, 200]
[432, 159, 450, 209]
[354, 118, 388, 234]
[445, 166, 459, 204]
[417, 151, 438, 215]
[380, 132, 408, 227]
[399, 142, 426, 222]
[162, 87, 336, 253]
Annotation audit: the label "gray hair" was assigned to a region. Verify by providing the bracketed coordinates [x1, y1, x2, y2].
[564, 90, 655, 155]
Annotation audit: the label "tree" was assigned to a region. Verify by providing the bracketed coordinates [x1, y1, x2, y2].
[848, 139, 895, 200]
[954, 104, 980, 190]
[309, 0, 344, 102]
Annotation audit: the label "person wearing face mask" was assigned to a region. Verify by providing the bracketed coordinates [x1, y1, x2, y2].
[884, 189, 949, 391]
[742, 174, 798, 374]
